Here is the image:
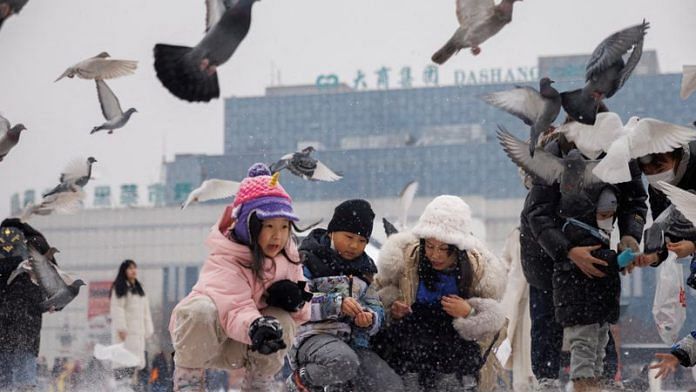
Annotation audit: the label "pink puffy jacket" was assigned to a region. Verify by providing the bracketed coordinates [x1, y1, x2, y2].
[170, 205, 311, 345]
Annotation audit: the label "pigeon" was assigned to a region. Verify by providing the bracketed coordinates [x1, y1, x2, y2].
[54, 52, 137, 82]
[642, 204, 696, 254]
[7, 247, 59, 285]
[44, 157, 97, 198]
[431, 0, 521, 64]
[94, 343, 139, 367]
[657, 182, 696, 226]
[0, 0, 29, 32]
[27, 247, 85, 311]
[90, 80, 137, 135]
[482, 77, 561, 156]
[681, 65, 696, 100]
[382, 218, 399, 237]
[181, 179, 240, 209]
[561, 21, 649, 124]
[269, 146, 342, 182]
[590, 116, 696, 184]
[153, 0, 258, 102]
[18, 188, 86, 222]
[497, 126, 603, 217]
[0, 113, 26, 162]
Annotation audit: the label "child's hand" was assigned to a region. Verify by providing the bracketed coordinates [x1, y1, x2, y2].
[441, 295, 472, 318]
[667, 240, 696, 259]
[354, 311, 373, 328]
[341, 297, 362, 317]
[390, 300, 412, 320]
[650, 353, 680, 379]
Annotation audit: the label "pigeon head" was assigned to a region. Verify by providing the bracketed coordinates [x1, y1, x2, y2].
[301, 146, 316, 154]
[72, 279, 86, 287]
[87, 157, 97, 164]
[10, 124, 26, 133]
[125, 108, 138, 115]
[539, 77, 559, 98]
[96, 52, 110, 58]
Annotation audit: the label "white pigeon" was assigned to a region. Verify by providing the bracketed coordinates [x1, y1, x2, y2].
[657, 181, 696, 225]
[90, 80, 137, 135]
[0, 113, 26, 162]
[681, 65, 696, 100]
[94, 343, 139, 367]
[398, 180, 418, 230]
[181, 179, 240, 209]
[55, 52, 137, 82]
[592, 117, 696, 183]
[557, 112, 625, 159]
[18, 189, 86, 222]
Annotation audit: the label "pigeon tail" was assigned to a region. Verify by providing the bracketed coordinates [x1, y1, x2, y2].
[431, 38, 460, 65]
[561, 89, 599, 125]
[90, 126, 103, 135]
[153, 44, 220, 102]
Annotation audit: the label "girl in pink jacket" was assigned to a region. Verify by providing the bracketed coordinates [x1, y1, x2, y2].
[170, 163, 312, 392]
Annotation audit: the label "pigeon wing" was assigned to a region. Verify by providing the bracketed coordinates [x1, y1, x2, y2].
[626, 118, 696, 159]
[586, 21, 649, 82]
[482, 87, 545, 126]
[81, 58, 138, 80]
[195, 3, 253, 68]
[558, 112, 626, 158]
[183, 179, 240, 209]
[0, 114, 9, 139]
[96, 79, 124, 120]
[681, 65, 696, 100]
[59, 158, 91, 184]
[456, 0, 495, 28]
[398, 181, 418, 229]
[497, 126, 564, 185]
[657, 182, 696, 225]
[615, 36, 645, 91]
[28, 248, 64, 297]
[310, 161, 342, 182]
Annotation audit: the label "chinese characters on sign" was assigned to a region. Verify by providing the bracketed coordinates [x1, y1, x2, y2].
[316, 65, 538, 90]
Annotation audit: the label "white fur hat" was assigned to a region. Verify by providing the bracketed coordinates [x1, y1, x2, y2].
[411, 195, 482, 251]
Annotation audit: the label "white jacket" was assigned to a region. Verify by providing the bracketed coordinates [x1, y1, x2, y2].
[111, 289, 154, 369]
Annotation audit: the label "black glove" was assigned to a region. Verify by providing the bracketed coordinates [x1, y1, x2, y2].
[249, 316, 286, 355]
[0, 226, 28, 274]
[265, 280, 313, 312]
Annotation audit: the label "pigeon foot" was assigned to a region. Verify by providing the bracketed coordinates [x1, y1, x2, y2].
[471, 46, 481, 55]
[0, 4, 11, 19]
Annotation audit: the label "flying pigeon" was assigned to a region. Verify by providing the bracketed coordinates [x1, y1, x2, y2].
[0, 113, 26, 162]
[55, 52, 137, 82]
[7, 247, 59, 285]
[27, 247, 85, 311]
[0, 0, 29, 32]
[561, 21, 649, 124]
[431, 0, 521, 64]
[681, 65, 696, 100]
[153, 0, 258, 102]
[642, 204, 696, 254]
[590, 116, 696, 184]
[44, 157, 97, 198]
[18, 189, 86, 222]
[269, 146, 342, 182]
[657, 182, 696, 226]
[498, 126, 603, 217]
[90, 80, 137, 135]
[181, 179, 240, 209]
[482, 77, 561, 156]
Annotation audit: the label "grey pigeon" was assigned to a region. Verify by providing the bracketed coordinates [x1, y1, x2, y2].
[0, 114, 26, 162]
[44, 157, 97, 197]
[643, 204, 696, 254]
[497, 126, 602, 217]
[269, 146, 342, 182]
[153, 0, 258, 102]
[90, 80, 137, 135]
[432, 0, 521, 64]
[482, 77, 561, 156]
[561, 21, 649, 124]
[0, 0, 29, 32]
[55, 52, 138, 82]
[181, 179, 240, 209]
[27, 247, 84, 311]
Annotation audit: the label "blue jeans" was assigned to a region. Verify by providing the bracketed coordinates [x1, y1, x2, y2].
[529, 286, 563, 380]
[0, 351, 37, 389]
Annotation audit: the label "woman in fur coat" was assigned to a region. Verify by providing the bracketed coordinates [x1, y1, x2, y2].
[373, 195, 507, 391]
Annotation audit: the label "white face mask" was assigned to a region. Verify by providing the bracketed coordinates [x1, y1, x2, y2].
[597, 218, 614, 234]
[646, 170, 676, 187]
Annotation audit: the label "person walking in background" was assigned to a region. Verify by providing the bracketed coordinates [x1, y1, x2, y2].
[110, 259, 154, 388]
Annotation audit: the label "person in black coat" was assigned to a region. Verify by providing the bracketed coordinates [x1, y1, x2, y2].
[633, 141, 696, 268]
[0, 218, 60, 391]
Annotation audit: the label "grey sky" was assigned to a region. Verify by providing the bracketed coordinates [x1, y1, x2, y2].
[1, 0, 694, 218]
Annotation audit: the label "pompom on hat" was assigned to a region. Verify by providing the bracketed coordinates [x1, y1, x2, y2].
[411, 195, 483, 251]
[231, 163, 298, 245]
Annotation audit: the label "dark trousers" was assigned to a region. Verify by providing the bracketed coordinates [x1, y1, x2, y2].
[530, 286, 563, 380]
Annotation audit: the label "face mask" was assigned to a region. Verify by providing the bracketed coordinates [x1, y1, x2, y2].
[646, 170, 676, 187]
[597, 218, 614, 234]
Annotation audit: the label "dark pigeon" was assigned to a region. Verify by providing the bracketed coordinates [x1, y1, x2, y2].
[153, 0, 258, 102]
[482, 77, 561, 156]
[44, 157, 97, 197]
[28, 247, 85, 311]
[269, 146, 342, 182]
